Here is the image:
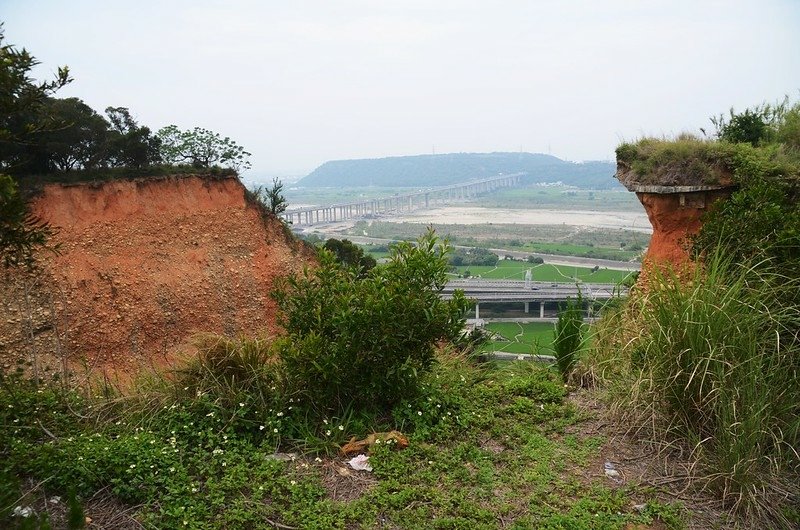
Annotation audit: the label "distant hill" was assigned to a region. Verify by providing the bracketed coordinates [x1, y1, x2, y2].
[298, 152, 618, 189]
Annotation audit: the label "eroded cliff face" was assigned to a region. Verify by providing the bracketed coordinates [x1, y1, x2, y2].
[0, 175, 313, 376]
[636, 189, 732, 267]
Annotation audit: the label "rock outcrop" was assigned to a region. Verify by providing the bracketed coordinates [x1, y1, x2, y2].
[616, 164, 735, 269]
[0, 174, 314, 377]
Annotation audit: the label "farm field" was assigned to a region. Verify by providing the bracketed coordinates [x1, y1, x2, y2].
[480, 321, 557, 355]
[346, 220, 649, 262]
[448, 260, 633, 284]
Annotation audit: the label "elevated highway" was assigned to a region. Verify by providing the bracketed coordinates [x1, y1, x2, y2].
[442, 278, 626, 319]
[281, 173, 523, 226]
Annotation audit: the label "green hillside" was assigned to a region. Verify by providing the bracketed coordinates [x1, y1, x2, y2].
[298, 152, 618, 188]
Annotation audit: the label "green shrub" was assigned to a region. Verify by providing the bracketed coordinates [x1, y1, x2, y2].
[552, 296, 584, 381]
[272, 230, 470, 415]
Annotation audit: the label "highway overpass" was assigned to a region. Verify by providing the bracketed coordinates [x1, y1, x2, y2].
[442, 278, 626, 319]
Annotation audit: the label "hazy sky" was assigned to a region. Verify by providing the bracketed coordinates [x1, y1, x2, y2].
[4, 0, 799, 177]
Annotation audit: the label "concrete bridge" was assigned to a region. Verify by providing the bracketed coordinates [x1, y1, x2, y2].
[281, 173, 523, 226]
[442, 278, 626, 320]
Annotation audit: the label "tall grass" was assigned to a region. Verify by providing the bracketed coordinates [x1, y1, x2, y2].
[591, 255, 799, 527]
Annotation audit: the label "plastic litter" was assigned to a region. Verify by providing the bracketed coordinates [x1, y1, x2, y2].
[347, 454, 373, 472]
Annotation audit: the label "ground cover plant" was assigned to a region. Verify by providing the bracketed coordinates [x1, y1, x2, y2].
[1, 356, 687, 529]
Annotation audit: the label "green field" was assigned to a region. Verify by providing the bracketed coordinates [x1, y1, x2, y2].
[449, 260, 632, 284]
[480, 321, 557, 355]
[346, 220, 649, 262]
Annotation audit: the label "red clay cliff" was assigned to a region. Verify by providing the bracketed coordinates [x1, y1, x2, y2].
[0, 174, 313, 377]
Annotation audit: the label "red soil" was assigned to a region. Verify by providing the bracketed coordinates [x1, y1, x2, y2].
[0, 175, 313, 377]
[637, 189, 732, 270]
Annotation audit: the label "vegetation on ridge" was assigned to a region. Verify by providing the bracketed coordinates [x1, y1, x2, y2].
[584, 98, 800, 528]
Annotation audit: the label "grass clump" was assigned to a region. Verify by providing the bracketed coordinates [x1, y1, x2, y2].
[587, 256, 800, 527]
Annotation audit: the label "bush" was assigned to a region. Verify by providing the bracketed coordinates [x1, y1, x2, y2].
[552, 297, 584, 381]
[272, 230, 470, 415]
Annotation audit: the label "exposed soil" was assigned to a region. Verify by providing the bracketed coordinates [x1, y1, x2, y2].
[0, 175, 314, 380]
[636, 190, 732, 269]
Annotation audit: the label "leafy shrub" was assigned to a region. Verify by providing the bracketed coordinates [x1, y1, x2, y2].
[272, 230, 470, 415]
[323, 238, 376, 274]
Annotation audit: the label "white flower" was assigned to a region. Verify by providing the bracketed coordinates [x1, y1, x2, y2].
[338, 425, 344, 431]
[325, 430, 331, 436]
[273, 428, 278, 433]
[277, 412, 284, 417]
[239, 402, 245, 407]
[212, 448, 224, 455]
[129, 464, 136, 469]
[259, 425, 265, 431]
[290, 480, 297, 486]
[314, 457, 322, 462]
[417, 411, 423, 416]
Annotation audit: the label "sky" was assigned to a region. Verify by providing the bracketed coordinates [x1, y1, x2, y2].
[3, 0, 800, 179]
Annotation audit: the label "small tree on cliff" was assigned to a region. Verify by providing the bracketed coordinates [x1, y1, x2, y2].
[157, 125, 251, 171]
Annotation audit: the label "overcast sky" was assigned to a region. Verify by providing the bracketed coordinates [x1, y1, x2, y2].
[4, 0, 799, 178]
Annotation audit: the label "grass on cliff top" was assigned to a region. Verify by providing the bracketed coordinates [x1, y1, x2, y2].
[0, 354, 686, 530]
[615, 135, 800, 187]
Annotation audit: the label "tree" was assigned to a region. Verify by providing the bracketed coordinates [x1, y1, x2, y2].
[33, 97, 110, 172]
[156, 125, 251, 171]
[0, 174, 53, 268]
[0, 24, 71, 174]
[323, 238, 377, 274]
[0, 25, 66, 267]
[263, 177, 287, 215]
[104, 107, 161, 168]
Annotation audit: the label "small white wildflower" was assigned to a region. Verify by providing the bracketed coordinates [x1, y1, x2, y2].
[417, 411, 423, 416]
[259, 425, 265, 431]
[129, 464, 136, 469]
[212, 448, 224, 455]
[222, 461, 227, 467]
[191, 487, 198, 493]
[323, 419, 329, 424]
[273, 428, 278, 433]
[169, 467, 175, 472]
[325, 430, 331, 436]
[290, 480, 297, 486]
[338, 425, 344, 431]
[277, 412, 284, 417]
[239, 402, 245, 407]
